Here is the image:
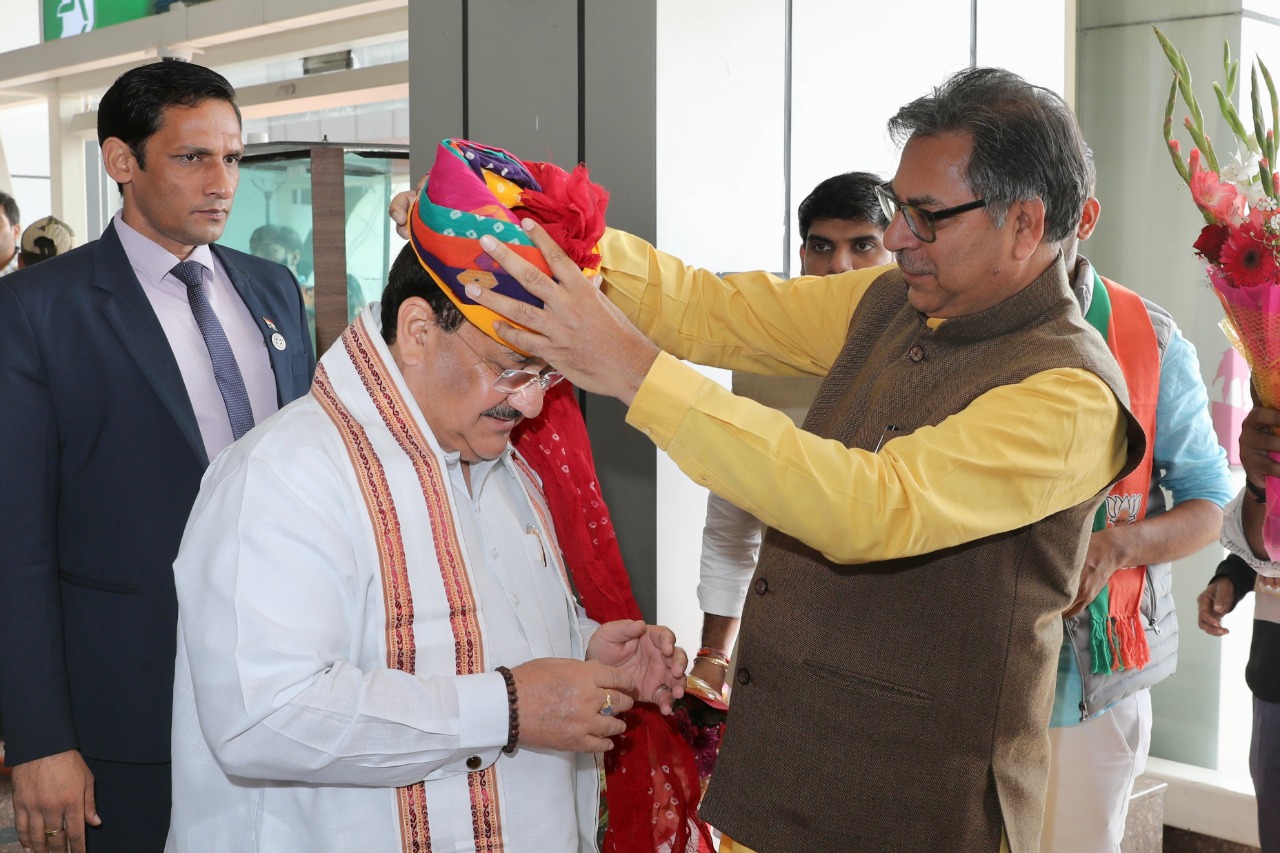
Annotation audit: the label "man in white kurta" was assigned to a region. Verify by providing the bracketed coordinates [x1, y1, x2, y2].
[168, 270, 683, 852]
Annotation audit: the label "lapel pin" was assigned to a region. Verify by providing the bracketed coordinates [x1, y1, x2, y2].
[263, 317, 279, 332]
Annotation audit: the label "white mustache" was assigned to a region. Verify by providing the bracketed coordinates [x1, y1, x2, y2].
[894, 252, 933, 276]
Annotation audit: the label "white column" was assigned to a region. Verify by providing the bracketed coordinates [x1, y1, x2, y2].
[48, 93, 88, 242]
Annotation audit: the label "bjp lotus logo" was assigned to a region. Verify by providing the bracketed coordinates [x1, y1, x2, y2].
[1105, 494, 1142, 527]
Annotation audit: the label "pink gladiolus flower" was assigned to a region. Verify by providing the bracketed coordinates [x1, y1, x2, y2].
[1189, 162, 1247, 224]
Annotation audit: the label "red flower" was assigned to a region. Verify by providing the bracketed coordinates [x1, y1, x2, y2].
[516, 161, 610, 270]
[1193, 224, 1230, 263]
[1219, 222, 1279, 287]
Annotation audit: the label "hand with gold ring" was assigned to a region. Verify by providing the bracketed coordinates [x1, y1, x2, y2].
[11, 749, 99, 853]
[509, 658, 635, 754]
[584, 620, 688, 716]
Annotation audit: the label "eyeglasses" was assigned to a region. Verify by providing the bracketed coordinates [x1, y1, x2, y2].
[874, 183, 987, 243]
[457, 328, 565, 395]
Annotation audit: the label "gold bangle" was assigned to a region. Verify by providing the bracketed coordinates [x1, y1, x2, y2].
[695, 651, 730, 670]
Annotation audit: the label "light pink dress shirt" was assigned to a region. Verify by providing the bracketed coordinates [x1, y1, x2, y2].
[114, 213, 279, 463]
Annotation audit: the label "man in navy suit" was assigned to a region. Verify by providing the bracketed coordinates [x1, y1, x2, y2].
[0, 60, 314, 853]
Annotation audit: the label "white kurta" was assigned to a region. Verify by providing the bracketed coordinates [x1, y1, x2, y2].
[167, 310, 601, 852]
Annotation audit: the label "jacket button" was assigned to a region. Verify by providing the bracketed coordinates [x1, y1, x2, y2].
[754, 577, 768, 595]
[466, 755, 482, 770]
[736, 667, 751, 685]
[908, 345, 924, 362]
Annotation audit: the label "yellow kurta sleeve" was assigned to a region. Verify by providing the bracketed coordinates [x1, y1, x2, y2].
[599, 229, 1127, 566]
[626, 355, 1126, 564]
[598, 227, 885, 376]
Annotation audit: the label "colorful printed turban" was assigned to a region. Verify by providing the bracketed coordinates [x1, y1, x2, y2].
[406, 138, 610, 349]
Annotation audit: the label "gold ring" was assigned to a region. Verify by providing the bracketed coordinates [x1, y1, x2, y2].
[653, 683, 672, 702]
[44, 827, 63, 837]
[599, 690, 615, 716]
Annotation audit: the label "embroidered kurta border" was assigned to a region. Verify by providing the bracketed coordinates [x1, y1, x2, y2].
[313, 360, 433, 852]
[333, 320, 506, 851]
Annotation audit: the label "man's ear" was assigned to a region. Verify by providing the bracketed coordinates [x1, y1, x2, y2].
[1008, 197, 1047, 261]
[1076, 197, 1101, 242]
[395, 296, 437, 366]
[101, 138, 136, 187]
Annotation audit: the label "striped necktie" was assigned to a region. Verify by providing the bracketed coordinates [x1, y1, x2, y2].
[171, 260, 255, 441]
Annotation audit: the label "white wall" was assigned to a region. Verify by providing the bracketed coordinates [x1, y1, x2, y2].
[0, 1, 40, 54]
[788, 0, 971, 276]
[652, 0, 784, 655]
[975, 0, 1067, 94]
[0, 101, 52, 230]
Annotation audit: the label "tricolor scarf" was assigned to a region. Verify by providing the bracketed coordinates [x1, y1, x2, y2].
[311, 310, 593, 852]
[1081, 272, 1160, 673]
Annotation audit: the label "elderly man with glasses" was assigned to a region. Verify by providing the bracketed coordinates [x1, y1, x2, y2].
[166, 140, 687, 853]
[443, 68, 1144, 853]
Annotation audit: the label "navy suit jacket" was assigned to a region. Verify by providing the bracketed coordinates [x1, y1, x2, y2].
[0, 222, 315, 765]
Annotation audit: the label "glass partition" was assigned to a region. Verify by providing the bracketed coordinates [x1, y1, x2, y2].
[223, 142, 411, 355]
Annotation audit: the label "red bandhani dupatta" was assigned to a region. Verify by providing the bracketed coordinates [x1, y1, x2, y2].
[514, 382, 714, 853]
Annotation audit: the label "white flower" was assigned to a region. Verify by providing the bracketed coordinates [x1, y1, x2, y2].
[1221, 149, 1263, 188]
[1269, 213, 1280, 232]
[1241, 182, 1269, 207]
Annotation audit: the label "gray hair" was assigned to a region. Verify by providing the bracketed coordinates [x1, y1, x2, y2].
[887, 67, 1088, 243]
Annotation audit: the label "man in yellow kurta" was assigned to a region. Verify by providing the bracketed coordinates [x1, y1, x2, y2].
[393, 68, 1141, 853]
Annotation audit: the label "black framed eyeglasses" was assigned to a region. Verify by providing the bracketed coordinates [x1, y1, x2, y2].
[457, 328, 565, 395]
[874, 183, 987, 243]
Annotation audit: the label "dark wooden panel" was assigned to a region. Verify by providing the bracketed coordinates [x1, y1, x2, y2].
[310, 146, 349, 356]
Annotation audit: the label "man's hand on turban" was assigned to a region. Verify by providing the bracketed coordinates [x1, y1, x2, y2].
[388, 180, 423, 241]
[470, 220, 660, 406]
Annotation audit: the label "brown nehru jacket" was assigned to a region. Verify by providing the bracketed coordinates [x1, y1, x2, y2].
[699, 261, 1143, 853]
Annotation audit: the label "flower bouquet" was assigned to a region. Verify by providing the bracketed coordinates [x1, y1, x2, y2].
[1156, 28, 1280, 563]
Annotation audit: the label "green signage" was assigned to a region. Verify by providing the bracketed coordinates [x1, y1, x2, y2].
[43, 0, 154, 41]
